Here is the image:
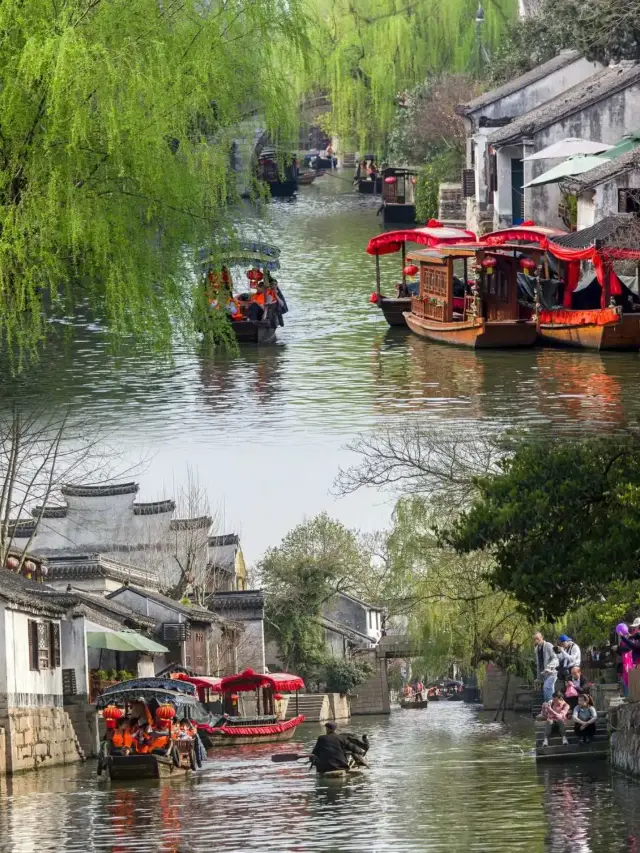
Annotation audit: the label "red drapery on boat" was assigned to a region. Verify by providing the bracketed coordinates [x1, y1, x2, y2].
[216, 669, 305, 694]
[366, 224, 476, 256]
[537, 308, 620, 326]
[197, 715, 305, 736]
[482, 225, 567, 246]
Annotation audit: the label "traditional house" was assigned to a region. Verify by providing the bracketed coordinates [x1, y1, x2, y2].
[0, 570, 82, 774]
[486, 62, 640, 229]
[563, 146, 640, 229]
[209, 589, 265, 673]
[457, 50, 602, 233]
[106, 584, 223, 675]
[323, 592, 385, 649]
[44, 553, 159, 594]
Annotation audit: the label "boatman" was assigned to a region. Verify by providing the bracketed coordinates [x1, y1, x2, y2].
[310, 721, 356, 774]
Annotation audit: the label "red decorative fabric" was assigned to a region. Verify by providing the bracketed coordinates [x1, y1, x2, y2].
[178, 670, 305, 695]
[538, 308, 620, 326]
[366, 226, 476, 256]
[563, 260, 581, 308]
[482, 225, 567, 246]
[198, 715, 305, 736]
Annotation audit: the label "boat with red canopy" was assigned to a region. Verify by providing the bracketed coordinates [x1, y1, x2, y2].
[481, 219, 640, 350]
[177, 669, 306, 749]
[366, 220, 477, 326]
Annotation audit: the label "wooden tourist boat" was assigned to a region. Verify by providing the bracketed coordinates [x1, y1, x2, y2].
[257, 148, 298, 197]
[298, 170, 323, 186]
[404, 243, 537, 349]
[366, 222, 477, 327]
[200, 240, 286, 345]
[96, 678, 204, 782]
[357, 178, 382, 194]
[480, 220, 640, 351]
[379, 167, 417, 225]
[177, 669, 306, 750]
[399, 699, 429, 709]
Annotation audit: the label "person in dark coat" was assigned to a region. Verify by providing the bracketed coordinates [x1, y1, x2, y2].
[311, 722, 356, 773]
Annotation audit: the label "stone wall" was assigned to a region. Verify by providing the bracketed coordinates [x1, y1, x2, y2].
[438, 183, 466, 228]
[1, 707, 84, 774]
[0, 726, 5, 776]
[611, 701, 640, 776]
[481, 665, 528, 711]
[350, 654, 390, 716]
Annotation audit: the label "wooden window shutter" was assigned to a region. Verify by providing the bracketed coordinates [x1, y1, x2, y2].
[462, 169, 475, 198]
[28, 620, 39, 671]
[50, 622, 61, 668]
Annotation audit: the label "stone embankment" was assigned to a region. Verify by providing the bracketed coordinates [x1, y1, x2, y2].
[0, 707, 84, 774]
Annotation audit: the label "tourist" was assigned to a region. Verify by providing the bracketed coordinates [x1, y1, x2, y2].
[564, 666, 589, 711]
[557, 635, 581, 677]
[111, 718, 134, 754]
[534, 632, 559, 702]
[540, 691, 570, 748]
[246, 281, 267, 322]
[573, 694, 597, 744]
[415, 680, 424, 701]
[310, 721, 355, 773]
[619, 618, 640, 666]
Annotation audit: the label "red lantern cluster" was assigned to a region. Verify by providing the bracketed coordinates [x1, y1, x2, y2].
[246, 268, 264, 283]
[403, 265, 419, 277]
[103, 704, 124, 729]
[519, 257, 537, 274]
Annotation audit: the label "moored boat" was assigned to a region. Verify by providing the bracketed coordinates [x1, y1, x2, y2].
[480, 219, 640, 351]
[178, 669, 306, 750]
[366, 221, 477, 327]
[379, 167, 417, 225]
[298, 170, 324, 185]
[403, 242, 537, 349]
[257, 147, 298, 197]
[95, 678, 204, 782]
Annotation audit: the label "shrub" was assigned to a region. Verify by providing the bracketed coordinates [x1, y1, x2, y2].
[323, 658, 374, 694]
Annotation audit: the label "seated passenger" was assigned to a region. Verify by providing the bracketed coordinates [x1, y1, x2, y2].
[573, 694, 597, 743]
[246, 281, 267, 322]
[111, 718, 134, 754]
[540, 691, 570, 747]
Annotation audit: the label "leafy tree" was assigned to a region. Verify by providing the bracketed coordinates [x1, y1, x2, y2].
[443, 435, 640, 622]
[0, 0, 307, 362]
[323, 658, 373, 693]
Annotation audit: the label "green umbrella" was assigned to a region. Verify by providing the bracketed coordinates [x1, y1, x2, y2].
[524, 155, 609, 188]
[118, 631, 169, 654]
[86, 631, 169, 654]
[601, 133, 640, 160]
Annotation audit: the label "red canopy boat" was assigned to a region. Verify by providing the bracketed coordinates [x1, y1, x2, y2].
[366, 220, 477, 326]
[178, 669, 305, 749]
[480, 219, 640, 350]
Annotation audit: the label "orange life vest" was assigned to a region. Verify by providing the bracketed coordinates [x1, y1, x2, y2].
[112, 730, 134, 750]
[251, 292, 266, 307]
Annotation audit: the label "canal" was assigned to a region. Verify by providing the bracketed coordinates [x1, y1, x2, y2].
[1, 704, 639, 852]
[2, 175, 640, 560]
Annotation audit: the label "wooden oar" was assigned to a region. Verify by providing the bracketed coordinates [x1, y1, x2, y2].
[271, 752, 312, 763]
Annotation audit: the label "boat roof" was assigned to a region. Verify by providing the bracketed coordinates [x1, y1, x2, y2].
[481, 224, 567, 246]
[406, 247, 478, 262]
[367, 223, 477, 256]
[199, 240, 281, 272]
[172, 673, 223, 691]
[95, 686, 199, 709]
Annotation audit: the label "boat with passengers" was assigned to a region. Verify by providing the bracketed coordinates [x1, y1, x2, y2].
[96, 677, 205, 781]
[175, 668, 306, 750]
[200, 240, 287, 344]
[480, 219, 640, 350]
[367, 221, 478, 326]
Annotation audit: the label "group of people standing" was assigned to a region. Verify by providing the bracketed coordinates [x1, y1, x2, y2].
[534, 632, 597, 747]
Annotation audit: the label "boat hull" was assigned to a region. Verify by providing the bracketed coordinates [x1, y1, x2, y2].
[269, 180, 298, 198]
[232, 319, 277, 345]
[204, 727, 299, 749]
[382, 203, 416, 225]
[405, 313, 537, 349]
[379, 297, 411, 326]
[358, 179, 381, 194]
[106, 754, 189, 781]
[399, 700, 429, 709]
[538, 313, 640, 351]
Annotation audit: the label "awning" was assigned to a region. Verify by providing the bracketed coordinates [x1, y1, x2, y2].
[523, 155, 608, 188]
[481, 224, 567, 246]
[86, 630, 168, 654]
[367, 222, 477, 256]
[524, 138, 613, 161]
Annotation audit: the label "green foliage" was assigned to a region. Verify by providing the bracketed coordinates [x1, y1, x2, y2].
[0, 0, 308, 363]
[443, 435, 640, 622]
[323, 658, 373, 693]
[415, 153, 463, 222]
[309, 0, 518, 149]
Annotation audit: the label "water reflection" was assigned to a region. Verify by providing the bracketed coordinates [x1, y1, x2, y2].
[1, 706, 639, 852]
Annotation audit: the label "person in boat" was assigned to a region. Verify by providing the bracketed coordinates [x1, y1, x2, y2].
[572, 694, 597, 744]
[111, 717, 134, 754]
[311, 721, 359, 774]
[265, 272, 287, 327]
[539, 691, 570, 748]
[415, 680, 424, 701]
[246, 280, 269, 322]
[211, 286, 243, 321]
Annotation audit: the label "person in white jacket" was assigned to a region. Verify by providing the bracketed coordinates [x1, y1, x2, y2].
[558, 635, 581, 674]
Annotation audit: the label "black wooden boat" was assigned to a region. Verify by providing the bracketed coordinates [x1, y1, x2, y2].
[105, 751, 192, 781]
[379, 168, 417, 225]
[231, 317, 278, 344]
[378, 296, 411, 326]
[257, 148, 298, 197]
[399, 699, 429, 709]
[358, 178, 382, 194]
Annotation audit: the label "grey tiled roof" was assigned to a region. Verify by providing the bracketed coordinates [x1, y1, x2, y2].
[107, 584, 217, 623]
[563, 148, 640, 192]
[488, 63, 640, 146]
[551, 215, 639, 249]
[0, 570, 67, 616]
[457, 51, 582, 115]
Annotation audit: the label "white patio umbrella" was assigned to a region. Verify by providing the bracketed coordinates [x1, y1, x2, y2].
[523, 154, 609, 189]
[524, 138, 613, 161]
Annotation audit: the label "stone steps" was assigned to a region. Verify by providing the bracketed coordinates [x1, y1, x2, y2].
[285, 694, 327, 722]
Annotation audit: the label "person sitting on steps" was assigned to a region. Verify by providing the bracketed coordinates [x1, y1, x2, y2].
[540, 691, 570, 748]
[573, 694, 597, 744]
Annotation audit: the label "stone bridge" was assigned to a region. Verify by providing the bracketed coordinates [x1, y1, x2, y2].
[377, 634, 422, 659]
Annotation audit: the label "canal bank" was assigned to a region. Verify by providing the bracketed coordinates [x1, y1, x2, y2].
[0, 703, 639, 852]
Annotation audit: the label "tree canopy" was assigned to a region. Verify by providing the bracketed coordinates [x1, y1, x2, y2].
[0, 0, 307, 362]
[443, 435, 640, 622]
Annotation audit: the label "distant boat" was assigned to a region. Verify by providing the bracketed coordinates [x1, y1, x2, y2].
[379, 168, 417, 225]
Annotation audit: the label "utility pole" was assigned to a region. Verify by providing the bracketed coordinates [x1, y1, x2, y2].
[475, 3, 485, 78]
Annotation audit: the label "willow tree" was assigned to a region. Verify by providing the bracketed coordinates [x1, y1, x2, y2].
[0, 0, 308, 362]
[308, 0, 518, 150]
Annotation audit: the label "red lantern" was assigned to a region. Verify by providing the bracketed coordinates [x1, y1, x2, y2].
[24, 560, 36, 572]
[426, 219, 442, 228]
[403, 265, 418, 277]
[273, 693, 284, 701]
[481, 256, 496, 275]
[103, 704, 124, 730]
[246, 268, 264, 283]
[6, 556, 19, 570]
[369, 292, 379, 304]
[384, 176, 396, 184]
[519, 257, 537, 274]
[156, 703, 177, 722]
[521, 220, 535, 227]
